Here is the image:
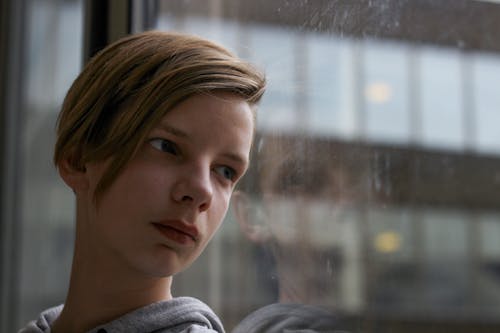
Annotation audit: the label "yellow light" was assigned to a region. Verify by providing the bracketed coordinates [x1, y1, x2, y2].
[374, 231, 401, 253]
[365, 82, 392, 104]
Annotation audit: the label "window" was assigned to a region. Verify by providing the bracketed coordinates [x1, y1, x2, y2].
[3, 0, 500, 332]
[146, 1, 500, 331]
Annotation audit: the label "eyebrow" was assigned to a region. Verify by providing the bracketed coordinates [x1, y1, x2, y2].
[222, 152, 249, 166]
[157, 123, 189, 139]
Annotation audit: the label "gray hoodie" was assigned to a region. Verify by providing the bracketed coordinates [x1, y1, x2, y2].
[18, 297, 225, 333]
[231, 303, 346, 333]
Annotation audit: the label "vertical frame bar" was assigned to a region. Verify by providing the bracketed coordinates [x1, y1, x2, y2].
[131, 0, 158, 33]
[84, 0, 132, 63]
[0, 0, 27, 331]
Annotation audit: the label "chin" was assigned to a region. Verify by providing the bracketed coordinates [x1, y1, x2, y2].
[138, 260, 182, 278]
[129, 246, 188, 278]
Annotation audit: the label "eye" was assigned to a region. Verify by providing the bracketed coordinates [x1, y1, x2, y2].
[149, 138, 179, 155]
[214, 165, 236, 181]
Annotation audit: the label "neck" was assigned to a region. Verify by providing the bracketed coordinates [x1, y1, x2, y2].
[52, 206, 173, 333]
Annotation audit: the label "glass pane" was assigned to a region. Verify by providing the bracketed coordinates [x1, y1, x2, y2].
[17, 0, 83, 327]
[479, 213, 500, 261]
[474, 53, 500, 155]
[423, 209, 467, 259]
[249, 25, 297, 133]
[364, 40, 410, 144]
[367, 207, 413, 261]
[420, 47, 463, 150]
[9, 0, 500, 332]
[478, 213, 500, 314]
[145, 1, 500, 331]
[8, 0, 500, 332]
[309, 35, 354, 139]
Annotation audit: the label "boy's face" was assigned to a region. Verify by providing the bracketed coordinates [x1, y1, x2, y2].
[79, 93, 254, 278]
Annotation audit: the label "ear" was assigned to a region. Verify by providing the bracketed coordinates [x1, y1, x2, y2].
[57, 157, 89, 194]
[232, 191, 270, 243]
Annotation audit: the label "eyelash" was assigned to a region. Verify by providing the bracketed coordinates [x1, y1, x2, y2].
[149, 138, 179, 155]
[149, 138, 238, 182]
[214, 165, 237, 181]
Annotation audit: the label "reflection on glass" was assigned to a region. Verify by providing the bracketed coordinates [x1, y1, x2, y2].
[364, 40, 410, 144]
[309, 34, 352, 139]
[368, 207, 413, 261]
[8, 0, 500, 331]
[141, 0, 500, 331]
[480, 214, 500, 260]
[423, 209, 467, 259]
[249, 25, 297, 133]
[475, 53, 500, 154]
[420, 47, 463, 150]
[233, 136, 358, 331]
[5, 0, 490, 332]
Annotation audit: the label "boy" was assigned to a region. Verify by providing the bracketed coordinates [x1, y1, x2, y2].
[20, 31, 265, 333]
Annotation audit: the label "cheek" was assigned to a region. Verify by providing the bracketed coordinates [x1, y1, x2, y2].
[100, 163, 169, 213]
[208, 191, 232, 231]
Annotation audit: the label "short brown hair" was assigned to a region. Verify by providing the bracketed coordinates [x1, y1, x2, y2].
[54, 31, 266, 198]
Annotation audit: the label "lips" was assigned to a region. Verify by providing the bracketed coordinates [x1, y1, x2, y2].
[152, 220, 199, 245]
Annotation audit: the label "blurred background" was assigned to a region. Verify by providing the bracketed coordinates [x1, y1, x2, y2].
[2, 0, 500, 332]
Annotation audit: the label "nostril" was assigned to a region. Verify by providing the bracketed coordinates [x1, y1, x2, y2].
[181, 195, 193, 202]
[199, 202, 209, 212]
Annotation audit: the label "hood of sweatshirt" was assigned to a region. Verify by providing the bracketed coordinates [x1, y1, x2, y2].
[18, 296, 224, 333]
[231, 303, 346, 333]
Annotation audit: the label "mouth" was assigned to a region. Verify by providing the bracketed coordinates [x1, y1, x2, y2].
[151, 220, 199, 246]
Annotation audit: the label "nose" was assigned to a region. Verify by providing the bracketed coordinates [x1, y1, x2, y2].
[171, 164, 213, 212]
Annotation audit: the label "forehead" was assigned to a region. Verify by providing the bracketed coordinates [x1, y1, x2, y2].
[152, 93, 254, 154]
[159, 92, 253, 126]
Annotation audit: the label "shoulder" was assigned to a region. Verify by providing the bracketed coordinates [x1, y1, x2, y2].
[232, 303, 340, 333]
[156, 323, 221, 333]
[18, 305, 63, 333]
[93, 297, 225, 333]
